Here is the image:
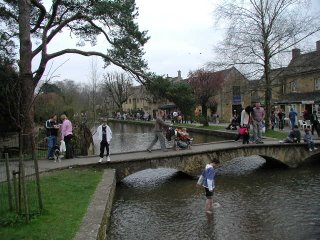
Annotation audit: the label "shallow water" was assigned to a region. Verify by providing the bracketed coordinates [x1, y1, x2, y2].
[93, 122, 228, 154]
[99, 122, 320, 240]
[107, 157, 320, 240]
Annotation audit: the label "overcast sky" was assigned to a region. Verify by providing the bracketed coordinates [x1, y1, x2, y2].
[39, 0, 320, 85]
[39, 0, 220, 85]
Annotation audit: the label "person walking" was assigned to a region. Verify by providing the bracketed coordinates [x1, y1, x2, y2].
[96, 119, 112, 163]
[45, 114, 59, 160]
[310, 110, 319, 136]
[252, 102, 265, 144]
[235, 106, 252, 144]
[197, 158, 221, 214]
[146, 110, 170, 152]
[60, 114, 73, 159]
[288, 108, 298, 130]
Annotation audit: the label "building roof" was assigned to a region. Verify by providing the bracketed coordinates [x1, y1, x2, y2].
[285, 49, 320, 76]
[273, 91, 320, 104]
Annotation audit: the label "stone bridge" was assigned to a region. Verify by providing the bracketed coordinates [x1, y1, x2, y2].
[103, 141, 320, 182]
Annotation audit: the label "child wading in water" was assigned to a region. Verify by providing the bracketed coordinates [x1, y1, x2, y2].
[197, 158, 221, 214]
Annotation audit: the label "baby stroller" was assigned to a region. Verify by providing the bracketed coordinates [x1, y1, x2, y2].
[165, 127, 193, 150]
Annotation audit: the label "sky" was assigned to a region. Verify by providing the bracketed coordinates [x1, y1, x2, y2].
[39, 0, 320, 85]
[39, 0, 220, 84]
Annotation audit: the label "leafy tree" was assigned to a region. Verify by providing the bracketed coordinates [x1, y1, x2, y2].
[188, 69, 224, 126]
[214, 0, 320, 128]
[0, 59, 20, 134]
[38, 82, 61, 95]
[145, 74, 171, 100]
[0, 0, 149, 149]
[166, 81, 196, 120]
[34, 92, 65, 123]
[146, 75, 196, 120]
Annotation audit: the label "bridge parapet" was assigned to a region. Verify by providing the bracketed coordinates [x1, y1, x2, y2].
[103, 142, 320, 182]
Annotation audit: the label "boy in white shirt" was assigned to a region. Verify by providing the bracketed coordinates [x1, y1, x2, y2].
[96, 119, 112, 162]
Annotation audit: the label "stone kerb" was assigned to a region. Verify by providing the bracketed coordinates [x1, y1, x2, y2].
[74, 169, 116, 240]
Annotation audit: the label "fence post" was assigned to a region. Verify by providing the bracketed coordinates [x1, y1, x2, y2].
[19, 155, 30, 223]
[32, 149, 43, 211]
[4, 153, 13, 211]
[12, 170, 19, 213]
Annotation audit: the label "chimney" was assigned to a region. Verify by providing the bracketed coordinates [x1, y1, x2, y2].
[316, 40, 320, 51]
[177, 70, 182, 80]
[292, 48, 300, 59]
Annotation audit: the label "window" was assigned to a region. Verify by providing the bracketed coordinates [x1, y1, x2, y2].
[315, 79, 320, 90]
[232, 86, 240, 96]
[290, 80, 296, 92]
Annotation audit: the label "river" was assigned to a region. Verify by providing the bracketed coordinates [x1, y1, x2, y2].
[103, 122, 320, 240]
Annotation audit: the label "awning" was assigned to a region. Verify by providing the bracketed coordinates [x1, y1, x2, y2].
[159, 104, 176, 110]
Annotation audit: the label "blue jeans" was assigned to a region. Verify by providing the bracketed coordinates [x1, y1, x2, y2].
[47, 135, 57, 159]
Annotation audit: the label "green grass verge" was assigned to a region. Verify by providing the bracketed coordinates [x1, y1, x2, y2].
[264, 129, 288, 140]
[0, 168, 103, 240]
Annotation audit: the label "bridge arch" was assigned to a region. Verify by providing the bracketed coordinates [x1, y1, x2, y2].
[105, 144, 320, 182]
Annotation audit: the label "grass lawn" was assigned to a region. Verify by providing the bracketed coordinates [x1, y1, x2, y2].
[264, 129, 288, 140]
[0, 169, 103, 240]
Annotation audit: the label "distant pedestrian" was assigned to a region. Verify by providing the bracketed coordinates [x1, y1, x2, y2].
[252, 102, 265, 144]
[45, 114, 59, 160]
[196, 158, 221, 214]
[303, 109, 310, 121]
[96, 119, 112, 163]
[147, 110, 170, 152]
[303, 128, 317, 152]
[277, 109, 284, 130]
[310, 111, 319, 136]
[60, 114, 73, 159]
[288, 108, 298, 130]
[270, 111, 276, 130]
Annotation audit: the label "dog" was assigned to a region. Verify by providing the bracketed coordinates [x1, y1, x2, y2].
[53, 145, 61, 162]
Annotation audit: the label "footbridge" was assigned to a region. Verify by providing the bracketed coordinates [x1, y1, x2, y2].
[100, 140, 320, 182]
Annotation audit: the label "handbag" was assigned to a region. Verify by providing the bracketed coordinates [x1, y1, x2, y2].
[60, 140, 66, 152]
[196, 174, 204, 186]
[239, 127, 248, 135]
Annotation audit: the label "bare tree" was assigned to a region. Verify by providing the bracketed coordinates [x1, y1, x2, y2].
[103, 72, 133, 112]
[213, 0, 320, 127]
[88, 57, 101, 123]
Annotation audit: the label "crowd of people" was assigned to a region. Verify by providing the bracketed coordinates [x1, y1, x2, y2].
[225, 102, 319, 148]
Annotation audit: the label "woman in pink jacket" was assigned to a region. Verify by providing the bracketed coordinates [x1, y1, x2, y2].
[60, 114, 73, 159]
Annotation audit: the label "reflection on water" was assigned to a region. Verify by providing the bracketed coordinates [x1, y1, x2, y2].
[93, 122, 228, 154]
[107, 157, 320, 240]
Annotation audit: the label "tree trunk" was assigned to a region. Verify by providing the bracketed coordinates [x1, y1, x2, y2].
[201, 103, 209, 126]
[18, 0, 35, 149]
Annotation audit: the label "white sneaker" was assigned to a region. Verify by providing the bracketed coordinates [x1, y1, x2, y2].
[314, 147, 318, 150]
[309, 148, 313, 152]
[107, 156, 111, 162]
[98, 158, 103, 163]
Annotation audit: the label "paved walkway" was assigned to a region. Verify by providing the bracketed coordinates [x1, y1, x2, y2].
[17, 122, 318, 173]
